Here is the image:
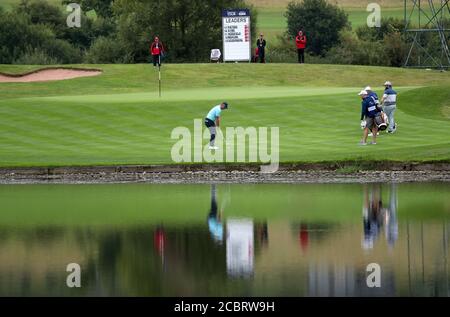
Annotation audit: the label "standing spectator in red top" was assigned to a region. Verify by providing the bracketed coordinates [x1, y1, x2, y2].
[150, 36, 165, 67]
[295, 30, 307, 64]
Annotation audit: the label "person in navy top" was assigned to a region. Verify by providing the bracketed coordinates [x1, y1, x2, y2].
[364, 86, 381, 137]
[359, 90, 382, 145]
[365, 86, 379, 104]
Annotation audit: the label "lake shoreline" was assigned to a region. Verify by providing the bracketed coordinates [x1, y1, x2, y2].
[1, 162, 449, 184]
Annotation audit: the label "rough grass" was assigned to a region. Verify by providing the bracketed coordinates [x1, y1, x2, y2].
[0, 63, 449, 167]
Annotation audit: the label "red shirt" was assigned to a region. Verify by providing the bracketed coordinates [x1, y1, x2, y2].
[296, 35, 307, 49]
[150, 41, 164, 55]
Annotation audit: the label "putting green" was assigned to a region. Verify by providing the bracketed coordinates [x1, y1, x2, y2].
[23, 87, 366, 103]
[0, 64, 449, 167]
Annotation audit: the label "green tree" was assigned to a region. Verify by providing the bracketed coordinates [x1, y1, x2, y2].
[0, 7, 81, 64]
[285, 0, 349, 56]
[15, 0, 64, 29]
[0, 10, 54, 63]
[62, 0, 115, 19]
[113, 0, 257, 63]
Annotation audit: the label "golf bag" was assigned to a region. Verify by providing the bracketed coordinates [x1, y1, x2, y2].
[377, 112, 388, 131]
[361, 112, 388, 131]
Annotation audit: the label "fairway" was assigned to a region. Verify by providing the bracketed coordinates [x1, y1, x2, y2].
[0, 64, 449, 167]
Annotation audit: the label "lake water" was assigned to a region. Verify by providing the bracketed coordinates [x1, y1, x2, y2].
[0, 183, 448, 297]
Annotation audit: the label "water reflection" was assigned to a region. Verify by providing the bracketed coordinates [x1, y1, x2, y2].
[226, 219, 254, 278]
[362, 184, 398, 250]
[0, 183, 448, 296]
[207, 185, 223, 244]
[153, 226, 166, 269]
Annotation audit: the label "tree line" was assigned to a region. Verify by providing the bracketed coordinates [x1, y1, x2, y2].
[0, 0, 257, 64]
[0, 0, 447, 66]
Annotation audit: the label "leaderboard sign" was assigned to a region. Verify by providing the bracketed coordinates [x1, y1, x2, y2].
[222, 9, 251, 62]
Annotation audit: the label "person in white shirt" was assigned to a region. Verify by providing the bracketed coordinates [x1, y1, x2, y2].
[381, 81, 398, 133]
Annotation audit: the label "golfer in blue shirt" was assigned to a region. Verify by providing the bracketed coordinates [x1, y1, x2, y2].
[205, 102, 228, 150]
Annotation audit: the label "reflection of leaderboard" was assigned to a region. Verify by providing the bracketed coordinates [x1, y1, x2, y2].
[222, 9, 251, 62]
[226, 219, 254, 277]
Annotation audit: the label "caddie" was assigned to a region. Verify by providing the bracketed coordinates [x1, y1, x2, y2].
[359, 90, 382, 145]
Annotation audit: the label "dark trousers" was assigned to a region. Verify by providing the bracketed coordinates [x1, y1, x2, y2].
[297, 49, 305, 64]
[205, 118, 216, 144]
[258, 51, 265, 63]
[153, 54, 161, 67]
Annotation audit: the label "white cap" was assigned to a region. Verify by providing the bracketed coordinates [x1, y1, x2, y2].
[364, 86, 372, 91]
[384, 81, 392, 86]
[358, 90, 368, 96]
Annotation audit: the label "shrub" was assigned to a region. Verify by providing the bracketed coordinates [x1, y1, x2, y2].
[326, 31, 387, 66]
[383, 31, 409, 67]
[356, 18, 405, 42]
[265, 35, 297, 63]
[13, 48, 58, 65]
[42, 38, 83, 64]
[285, 0, 349, 56]
[85, 36, 127, 63]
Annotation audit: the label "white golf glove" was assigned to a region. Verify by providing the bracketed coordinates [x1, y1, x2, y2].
[360, 120, 366, 129]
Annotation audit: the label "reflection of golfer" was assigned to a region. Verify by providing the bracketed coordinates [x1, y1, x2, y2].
[208, 185, 223, 243]
[362, 184, 383, 250]
[384, 184, 398, 248]
[362, 184, 399, 250]
[204, 102, 228, 150]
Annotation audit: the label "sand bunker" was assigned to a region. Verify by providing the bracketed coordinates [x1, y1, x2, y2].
[0, 68, 102, 83]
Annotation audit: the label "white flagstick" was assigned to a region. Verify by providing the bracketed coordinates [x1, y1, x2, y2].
[158, 54, 161, 98]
